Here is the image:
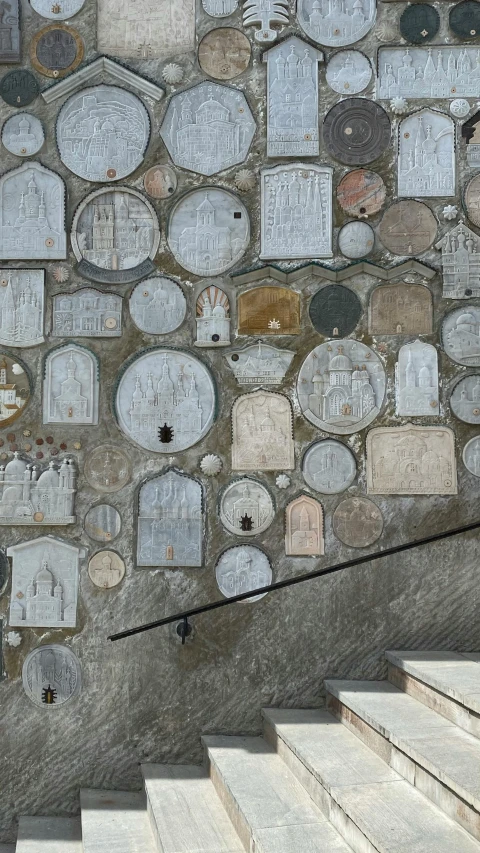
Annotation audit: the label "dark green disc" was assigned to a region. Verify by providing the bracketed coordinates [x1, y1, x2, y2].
[400, 4, 440, 43]
[450, 0, 480, 38]
[0, 70, 39, 107]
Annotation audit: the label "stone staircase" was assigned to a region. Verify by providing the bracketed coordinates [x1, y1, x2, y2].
[9, 650, 480, 852]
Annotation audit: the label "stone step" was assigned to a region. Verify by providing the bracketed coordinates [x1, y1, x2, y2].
[141, 764, 243, 853]
[386, 650, 480, 738]
[263, 707, 480, 853]
[203, 734, 354, 853]
[463, 654, 480, 664]
[80, 789, 156, 853]
[16, 817, 82, 852]
[326, 679, 480, 843]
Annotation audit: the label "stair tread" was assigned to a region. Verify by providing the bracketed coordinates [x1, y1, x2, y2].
[142, 764, 243, 853]
[16, 817, 81, 852]
[386, 650, 480, 713]
[80, 789, 156, 853]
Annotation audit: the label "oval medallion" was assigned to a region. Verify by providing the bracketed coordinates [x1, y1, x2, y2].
[336, 169, 386, 218]
[84, 445, 131, 494]
[198, 28, 251, 80]
[143, 165, 177, 200]
[464, 174, 480, 228]
[442, 305, 480, 367]
[219, 479, 274, 536]
[297, 0, 376, 47]
[338, 220, 375, 258]
[326, 50, 372, 95]
[129, 277, 186, 335]
[88, 550, 125, 589]
[84, 504, 122, 543]
[2, 113, 44, 156]
[22, 645, 81, 708]
[463, 436, 480, 478]
[450, 374, 480, 425]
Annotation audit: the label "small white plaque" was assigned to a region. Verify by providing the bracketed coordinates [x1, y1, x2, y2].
[43, 344, 99, 425]
[219, 478, 274, 536]
[0, 269, 44, 347]
[395, 340, 439, 416]
[435, 221, 480, 299]
[302, 439, 356, 494]
[285, 494, 324, 556]
[338, 220, 374, 258]
[97, 0, 195, 60]
[129, 277, 186, 335]
[398, 109, 455, 198]
[2, 114, 44, 157]
[0, 162, 66, 260]
[215, 545, 272, 602]
[326, 50, 372, 94]
[463, 436, 480, 478]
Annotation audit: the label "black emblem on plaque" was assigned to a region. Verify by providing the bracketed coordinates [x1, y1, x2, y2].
[322, 99, 391, 166]
[450, 0, 480, 38]
[400, 4, 439, 43]
[309, 285, 362, 338]
[0, 70, 39, 107]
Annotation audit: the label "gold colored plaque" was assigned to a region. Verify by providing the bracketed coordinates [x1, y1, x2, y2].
[30, 24, 84, 79]
[237, 286, 301, 336]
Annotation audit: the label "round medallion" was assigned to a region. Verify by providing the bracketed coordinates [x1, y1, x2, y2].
[31, 25, 84, 79]
[302, 440, 356, 494]
[400, 3, 440, 43]
[30, 0, 87, 18]
[84, 504, 121, 543]
[22, 645, 81, 708]
[168, 188, 250, 277]
[143, 165, 177, 200]
[0, 354, 31, 427]
[219, 478, 274, 536]
[115, 348, 216, 453]
[323, 99, 391, 166]
[326, 50, 372, 95]
[336, 169, 386, 218]
[129, 277, 186, 335]
[88, 550, 125, 589]
[449, 0, 480, 38]
[104, 317, 118, 330]
[57, 85, 151, 183]
[442, 305, 480, 367]
[2, 113, 44, 157]
[450, 98, 470, 119]
[464, 174, 480, 228]
[450, 374, 480, 424]
[215, 545, 272, 602]
[0, 71, 39, 107]
[297, 339, 386, 435]
[378, 200, 437, 256]
[84, 444, 131, 493]
[333, 497, 384, 548]
[309, 284, 362, 338]
[463, 436, 480, 477]
[198, 28, 251, 80]
[297, 0, 376, 47]
[338, 220, 375, 259]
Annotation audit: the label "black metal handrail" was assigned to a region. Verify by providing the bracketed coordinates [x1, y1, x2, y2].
[108, 519, 480, 643]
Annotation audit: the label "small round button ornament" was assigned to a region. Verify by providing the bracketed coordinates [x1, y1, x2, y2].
[399, 3, 440, 43]
[450, 99, 470, 119]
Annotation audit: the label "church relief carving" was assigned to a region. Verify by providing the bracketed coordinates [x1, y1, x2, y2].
[232, 390, 294, 470]
[43, 344, 99, 426]
[398, 110, 455, 198]
[237, 287, 301, 336]
[368, 283, 433, 335]
[285, 494, 324, 557]
[395, 340, 439, 417]
[435, 221, 480, 299]
[442, 305, 480, 366]
[195, 285, 231, 347]
[53, 289, 122, 338]
[0, 269, 44, 347]
[2, 113, 44, 156]
[297, 0, 376, 48]
[137, 470, 203, 567]
[378, 47, 480, 100]
[219, 478, 274, 536]
[225, 343, 294, 385]
[449, 374, 480, 425]
[0, 453, 76, 525]
[302, 439, 357, 494]
[22, 644, 81, 708]
[129, 277, 186, 335]
[366, 424, 457, 495]
[0, 162, 66, 260]
[215, 545, 272, 601]
[97, 0, 195, 60]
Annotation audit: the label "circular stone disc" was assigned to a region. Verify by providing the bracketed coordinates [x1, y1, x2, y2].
[450, 98, 470, 118]
[378, 201, 437, 256]
[215, 545, 272, 602]
[84, 445, 131, 493]
[309, 284, 362, 338]
[219, 479, 274, 536]
[326, 51, 372, 95]
[22, 645, 81, 709]
[464, 174, 480, 228]
[336, 169, 386, 218]
[338, 220, 375, 259]
[449, 0, 480, 38]
[2, 113, 44, 156]
[129, 276, 186, 335]
[463, 435, 480, 477]
[30, 0, 87, 18]
[0, 353, 31, 427]
[322, 99, 391, 166]
[115, 348, 216, 453]
[88, 550, 125, 589]
[333, 497, 383, 548]
[0, 71, 39, 107]
[400, 3, 440, 43]
[84, 504, 122, 543]
[302, 440, 357, 494]
[198, 28, 251, 80]
[297, 0, 376, 47]
[450, 374, 480, 424]
[144, 165, 177, 200]
[442, 305, 480, 367]
[31, 25, 84, 78]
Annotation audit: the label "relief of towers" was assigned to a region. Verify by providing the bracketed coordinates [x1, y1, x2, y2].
[378, 47, 480, 100]
[398, 111, 454, 198]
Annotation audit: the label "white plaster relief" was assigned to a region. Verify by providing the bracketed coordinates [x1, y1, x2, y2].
[22, 644, 81, 708]
[0, 162, 66, 260]
[243, 0, 289, 43]
[463, 436, 480, 478]
[53, 289, 122, 338]
[97, 0, 195, 60]
[195, 285, 231, 348]
[2, 114, 44, 157]
[232, 390, 295, 471]
[326, 49, 372, 94]
[219, 479, 274, 536]
[395, 340, 439, 417]
[450, 374, 480, 425]
[285, 494, 324, 556]
[366, 424, 457, 495]
[129, 277, 186, 335]
[215, 545, 272, 601]
[30, 0, 86, 19]
[202, 0, 239, 15]
[338, 221, 374, 258]
[435, 221, 480, 299]
[377, 47, 480, 99]
[398, 110, 455, 198]
[442, 305, 480, 366]
[88, 550, 125, 589]
[43, 345, 99, 426]
[225, 343, 294, 385]
[0, 270, 44, 347]
[42, 57, 165, 105]
[0, 453, 76, 525]
[137, 470, 203, 567]
[297, 0, 376, 48]
[302, 439, 356, 494]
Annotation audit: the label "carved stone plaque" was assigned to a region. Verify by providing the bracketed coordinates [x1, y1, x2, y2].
[464, 175, 480, 227]
[115, 349, 216, 453]
[463, 112, 480, 168]
[53, 289, 122, 338]
[0, 161, 66, 260]
[0, 1, 20, 63]
[238, 287, 301, 336]
[264, 36, 324, 157]
[323, 98, 390, 166]
[231, 390, 294, 470]
[215, 545, 272, 602]
[297, 339, 386, 435]
[463, 435, 480, 478]
[195, 285, 231, 347]
[8, 536, 84, 629]
[168, 188, 250, 277]
[0, 71, 38, 107]
[31, 0, 87, 19]
[0, 454, 76, 525]
[198, 28, 251, 81]
[450, 374, 480, 424]
[219, 478, 274, 536]
[0, 269, 45, 347]
[144, 165, 177, 200]
[31, 25, 84, 78]
[377, 47, 480, 100]
[98, 0, 195, 60]
[22, 644, 81, 708]
[442, 305, 480, 366]
[243, 0, 289, 43]
[395, 340, 439, 417]
[88, 550, 125, 589]
[43, 344, 99, 426]
[336, 169, 386, 218]
[84, 445, 131, 494]
[160, 83, 255, 176]
[435, 221, 480, 299]
[449, 1, 480, 39]
[57, 85, 150, 183]
[379, 201, 437, 256]
[285, 495, 324, 556]
[137, 470, 203, 567]
[399, 3, 439, 43]
[71, 188, 160, 284]
[368, 283, 433, 336]
[398, 110, 455, 198]
[333, 497, 383, 548]
[309, 284, 362, 338]
[261, 164, 333, 259]
[338, 221, 374, 258]
[297, 0, 376, 47]
[2, 114, 44, 156]
[326, 50, 372, 94]
[84, 504, 121, 543]
[225, 343, 294, 385]
[302, 439, 356, 495]
[202, 0, 239, 15]
[129, 277, 186, 335]
[366, 424, 457, 495]
[0, 354, 30, 426]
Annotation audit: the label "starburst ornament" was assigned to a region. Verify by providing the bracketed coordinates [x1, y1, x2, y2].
[390, 97, 408, 115]
[443, 205, 458, 221]
[5, 632, 21, 647]
[234, 169, 256, 192]
[200, 454, 222, 476]
[162, 63, 184, 85]
[52, 266, 69, 283]
[276, 474, 291, 489]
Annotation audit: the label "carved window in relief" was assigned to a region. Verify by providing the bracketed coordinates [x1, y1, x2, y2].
[231, 390, 294, 471]
[137, 470, 203, 568]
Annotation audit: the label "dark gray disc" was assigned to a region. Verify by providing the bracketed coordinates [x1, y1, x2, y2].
[309, 284, 362, 338]
[449, 0, 480, 38]
[400, 4, 440, 43]
[322, 99, 391, 166]
[0, 70, 39, 107]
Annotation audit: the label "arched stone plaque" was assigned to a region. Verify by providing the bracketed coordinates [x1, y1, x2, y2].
[0, 161, 67, 260]
[195, 285, 231, 347]
[31, 24, 84, 79]
[338, 221, 374, 258]
[84, 445, 131, 494]
[215, 545, 272, 602]
[450, 374, 480, 425]
[88, 550, 125, 589]
[84, 504, 121, 543]
[333, 496, 383, 548]
[379, 200, 437, 256]
[366, 424, 457, 495]
[43, 344, 99, 425]
[220, 478, 274, 536]
[463, 435, 480, 477]
[336, 169, 386, 218]
[309, 284, 362, 338]
[2, 113, 44, 156]
[0, 354, 31, 427]
[442, 305, 480, 366]
[137, 470, 203, 567]
[435, 221, 480, 299]
[30, 0, 87, 19]
[97, 0, 195, 60]
[129, 277, 186, 335]
[198, 28, 251, 81]
[297, 0, 376, 47]
[231, 390, 294, 471]
[238, 287, 301, 336]
[395, 340, 439, 416]
[326, 50, 372, 94]
[53, 289, 122, 338]
[302, 439, 356, 494]
[368, 283, 433, 336]
[225, 343, 294, 385]
[22, 644, 81, 708]
[285, 494, 324, 556]
[0, 453, 76, 526]
[0, 269, 45, 347]
[398, 109, 455, 198]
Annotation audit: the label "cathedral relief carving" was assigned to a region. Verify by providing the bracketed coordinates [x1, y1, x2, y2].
[136, 469, 203, 568]
[395, 340, 439, 417]
[22, 644, 81, 708]
[97, 0, 195, 61]
[0, 162, 66, 261]
[129, 277, 186, 336]
[231, 390, 295, 471]
[195, 285, 231, 348]
[398, 110, 455, 198]
[297, 0, 376, 48]
[237, 286, 301, 336]
[368, 282, 433, 336]
[2, 113, 44, 157]
[8, 536, 85, 629]
[0, 453, 76, 525]
[0, 269, 45, 347]
[43, 344, 100, 426]
[285, 494, 324, 557]
[442, 305, 480, 367]
[449, 374, 480, 425]
[366, 424, 457, 495]
[225, 343, 294, 385]
[215, 545, 272, 602]
[435, 221, 480, 299]
[302, 439, 357, 495]
[219, 478, 275, 536]
[377, 47, 480, 100]
[53, 289, 122, 338]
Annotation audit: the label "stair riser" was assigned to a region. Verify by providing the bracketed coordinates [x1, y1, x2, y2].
[206, 755, 251, 853]
[145, 795, 162, 853]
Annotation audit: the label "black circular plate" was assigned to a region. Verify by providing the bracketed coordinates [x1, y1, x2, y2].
[400, 3, 440, 43]
[322, 99, 391, 166]
[309, 284, 362, 338]
[0, 70, 39, 107]
[450, 0, 480, 38]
